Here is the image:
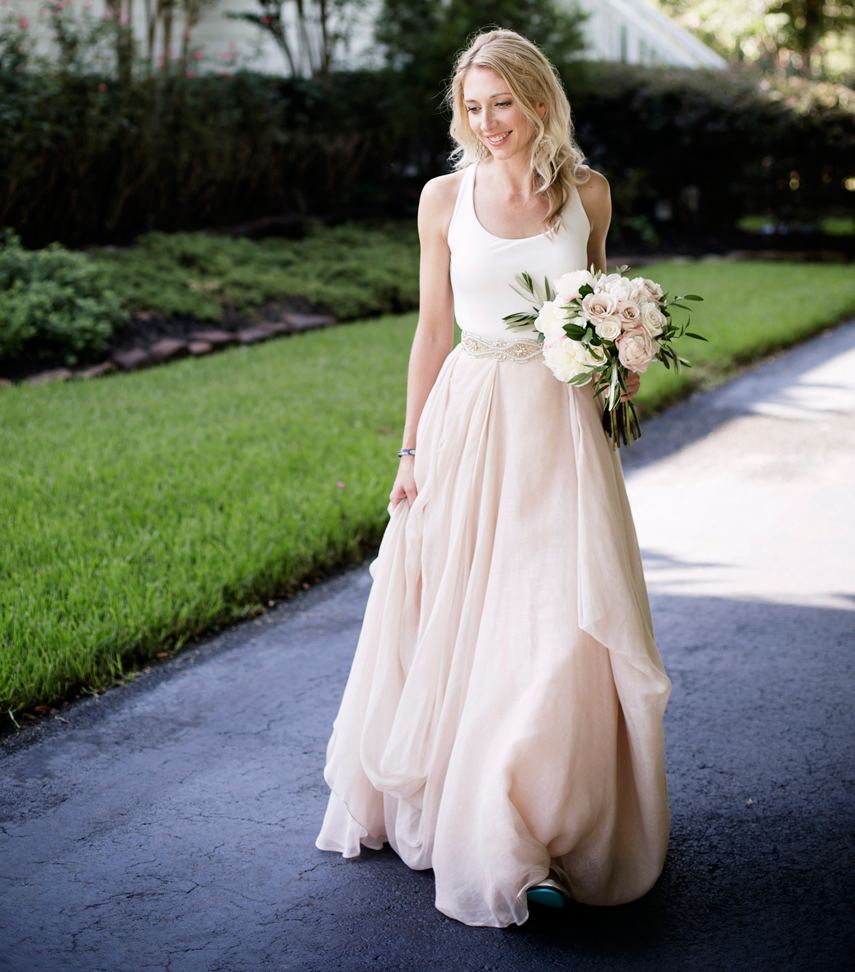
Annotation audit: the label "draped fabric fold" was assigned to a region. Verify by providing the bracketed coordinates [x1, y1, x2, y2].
[317, 346, 671, 928]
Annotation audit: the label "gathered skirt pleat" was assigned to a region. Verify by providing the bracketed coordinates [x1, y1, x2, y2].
[316, 344, 671, 928]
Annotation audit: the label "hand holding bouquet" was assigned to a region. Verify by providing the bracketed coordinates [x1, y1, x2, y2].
[503, 267, 705, 448]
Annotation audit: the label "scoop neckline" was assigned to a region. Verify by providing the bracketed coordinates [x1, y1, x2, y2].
[470, 161, 551, 243]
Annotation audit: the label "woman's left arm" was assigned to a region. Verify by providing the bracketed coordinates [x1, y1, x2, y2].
[577, 169, 640, 402]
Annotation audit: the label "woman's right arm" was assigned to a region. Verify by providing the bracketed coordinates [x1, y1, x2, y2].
[389, 175, 460, 510]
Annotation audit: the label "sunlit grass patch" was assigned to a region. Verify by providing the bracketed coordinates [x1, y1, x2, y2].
[634, 260, 855, 414]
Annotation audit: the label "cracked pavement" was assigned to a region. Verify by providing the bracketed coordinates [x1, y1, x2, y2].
[1, 323, 854, 972]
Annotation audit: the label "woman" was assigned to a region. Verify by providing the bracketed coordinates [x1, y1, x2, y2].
[316, 28, 671, 928]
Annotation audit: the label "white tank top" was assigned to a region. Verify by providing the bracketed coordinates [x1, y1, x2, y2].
[448, 161, 591, 342]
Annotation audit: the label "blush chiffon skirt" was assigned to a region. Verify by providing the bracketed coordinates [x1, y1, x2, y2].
[316, 342, 672, 928]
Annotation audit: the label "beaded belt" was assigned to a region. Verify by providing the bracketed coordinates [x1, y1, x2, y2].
[461, 330, 542, 363]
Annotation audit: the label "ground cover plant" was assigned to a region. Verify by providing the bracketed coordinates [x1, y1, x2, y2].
[93, 222, 421, 323]
[2, 260, 854, 720]
[0, 230, 123, 367]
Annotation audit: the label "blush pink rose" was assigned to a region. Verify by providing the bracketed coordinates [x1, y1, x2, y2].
[618, 298, 641, 330]
[615, 326, 658, 373]
[631, 276, 664, 303]
[581, 291, 617, 325]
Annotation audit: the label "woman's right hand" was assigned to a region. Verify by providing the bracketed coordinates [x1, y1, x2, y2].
[390, 457, 418, 509]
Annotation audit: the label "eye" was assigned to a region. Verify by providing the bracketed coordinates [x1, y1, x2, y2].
[496, 101, 512, 107]
[467, 106, 479, 113]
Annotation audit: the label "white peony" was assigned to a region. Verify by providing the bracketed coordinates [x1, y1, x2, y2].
[594, 272, 623, 293]
[534, 300, 567, 341]
[554, 268, 595, 302]
[542, 337, 599, 384]
[604, 276, 634, 302]
[640, 300, 667, 337]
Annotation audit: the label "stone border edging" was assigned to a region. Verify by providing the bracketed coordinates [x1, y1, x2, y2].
[0, 313, 336, 388]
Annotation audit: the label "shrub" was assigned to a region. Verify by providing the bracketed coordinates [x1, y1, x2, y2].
[0, 231, 124, 366]
[92, 221, 421, 322]
[571, 64, 855, 236]
[0, 24, 853, 247]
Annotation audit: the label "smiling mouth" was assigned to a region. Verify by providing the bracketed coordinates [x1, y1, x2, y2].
[485, 131, 511, 145]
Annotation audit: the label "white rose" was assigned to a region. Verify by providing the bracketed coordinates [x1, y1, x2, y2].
[640, 300, 666, 337]
[534, 300, 567, 341]
[554, 269, 595, 302]
[543, 337, 599, 384]
[604, 276, 634, 303]
[595, 316, 622, 341]
[615, 326, 658, 373]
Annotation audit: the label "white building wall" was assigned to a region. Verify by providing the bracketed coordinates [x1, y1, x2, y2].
[6, 0, 725, 74]
[575, 0, 727, 68]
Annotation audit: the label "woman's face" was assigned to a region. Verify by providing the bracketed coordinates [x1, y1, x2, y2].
[462, 66, 545, 161]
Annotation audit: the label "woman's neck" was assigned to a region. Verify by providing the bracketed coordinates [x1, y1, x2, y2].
[481, 152, 537, 202]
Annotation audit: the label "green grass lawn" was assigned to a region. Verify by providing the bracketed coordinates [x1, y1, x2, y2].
[634, 260, 855, 415]
[2, 260, 854, 720]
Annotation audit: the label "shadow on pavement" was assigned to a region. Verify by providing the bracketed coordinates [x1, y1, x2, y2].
[1, 582, 852, 971]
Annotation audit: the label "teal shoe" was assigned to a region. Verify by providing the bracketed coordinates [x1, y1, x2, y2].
[526, 878, 570, 909]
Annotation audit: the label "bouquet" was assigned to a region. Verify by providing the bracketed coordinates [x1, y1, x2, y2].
[503, 267, 705, 448]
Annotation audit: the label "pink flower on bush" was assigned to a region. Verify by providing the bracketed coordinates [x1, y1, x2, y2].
[18, 16, 28, 27]
[336, 481, 346, 489]
[186, 69, 195, 78]
[193, 50, 203, 60]
[119, 13, 128, 24]
[228, 40, 237, 49]
[98, 82, 106, 91]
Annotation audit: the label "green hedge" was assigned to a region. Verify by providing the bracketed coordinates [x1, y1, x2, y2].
[1, 56, 853, 246]
[574, 64, 855, 236]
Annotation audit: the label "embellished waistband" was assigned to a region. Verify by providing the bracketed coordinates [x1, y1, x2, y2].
[461, 330, 542, 363]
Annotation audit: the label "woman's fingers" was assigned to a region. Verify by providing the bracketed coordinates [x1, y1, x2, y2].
[390, 475, 418, 509]
[621, 372, 641, 401]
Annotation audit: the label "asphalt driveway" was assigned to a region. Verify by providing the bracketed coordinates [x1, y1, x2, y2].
[2, 322, 853, 972]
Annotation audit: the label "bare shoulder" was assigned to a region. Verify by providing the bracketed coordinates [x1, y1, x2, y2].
[419, 171, 466, 239]
[575, 167, 610, 204]
[574, 167, 611, 228]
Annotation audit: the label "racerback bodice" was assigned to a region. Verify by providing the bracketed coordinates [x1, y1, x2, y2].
[448, 161, 591, 342]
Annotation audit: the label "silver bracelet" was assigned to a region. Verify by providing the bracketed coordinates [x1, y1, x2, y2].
[397, 448, 416, 458]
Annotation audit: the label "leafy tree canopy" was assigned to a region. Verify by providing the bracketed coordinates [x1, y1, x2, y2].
[655, 0, 855, 81]
[375, 0, 588, 103]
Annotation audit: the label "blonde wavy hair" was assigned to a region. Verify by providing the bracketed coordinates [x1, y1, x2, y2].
[447, 29, 589, 231]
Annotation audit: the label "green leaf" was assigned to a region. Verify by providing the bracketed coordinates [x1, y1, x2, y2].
[564, 324, 587, 340]
[686, 332, 708, 341]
